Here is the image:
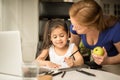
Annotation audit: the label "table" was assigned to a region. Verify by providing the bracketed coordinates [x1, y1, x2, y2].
[0, 68, 120, 80]
[0, 73, 22, 80]
[102, 64, 120, 75]
[53, 68, 120, 80]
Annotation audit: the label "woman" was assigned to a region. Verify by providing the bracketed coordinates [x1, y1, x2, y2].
[69, 0, 120, 65]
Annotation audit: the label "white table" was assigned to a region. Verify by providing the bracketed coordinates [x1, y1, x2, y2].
[0, 68, 120, 80]
[53, 68, 120, 80]
[0, 73, 22, 80]
[102, 64, 120, 75]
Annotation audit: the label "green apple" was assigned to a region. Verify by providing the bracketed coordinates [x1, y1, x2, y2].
[93, 46, 104, 56]
[79, 41, 84, 48]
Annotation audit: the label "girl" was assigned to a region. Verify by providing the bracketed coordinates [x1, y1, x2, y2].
[36, 19, 84, 68]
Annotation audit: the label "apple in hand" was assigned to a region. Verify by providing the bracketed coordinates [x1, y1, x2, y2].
[93, 46, 104, 56]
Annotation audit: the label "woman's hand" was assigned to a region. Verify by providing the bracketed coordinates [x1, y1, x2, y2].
[46, 61, 61, 68]
[92, 47, 108, 65]
[64, 57, 74, 67]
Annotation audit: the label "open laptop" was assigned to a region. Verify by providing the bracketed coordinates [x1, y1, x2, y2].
[0, 31, 23, 77]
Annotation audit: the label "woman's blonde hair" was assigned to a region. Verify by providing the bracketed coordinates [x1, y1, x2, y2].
[69, 0, 118, 32]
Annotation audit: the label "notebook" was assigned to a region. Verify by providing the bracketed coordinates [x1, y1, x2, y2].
[0, 31, 23, 77]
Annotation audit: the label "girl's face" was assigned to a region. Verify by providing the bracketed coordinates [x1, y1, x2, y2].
[70, 17, 90, 34]
[50, 27, 68, 49]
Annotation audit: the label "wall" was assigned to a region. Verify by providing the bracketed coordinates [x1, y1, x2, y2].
[0, 0, 39, 62]
[0, 0, 2, 30]
[101, 0, 120, 16]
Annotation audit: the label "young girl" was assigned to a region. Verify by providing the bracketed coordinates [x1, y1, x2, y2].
[36, 19, 84, 68]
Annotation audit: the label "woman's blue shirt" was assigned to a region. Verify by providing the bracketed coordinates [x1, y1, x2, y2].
[70, 22, 120, 56]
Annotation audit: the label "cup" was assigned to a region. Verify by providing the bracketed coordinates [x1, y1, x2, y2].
[37, 75, 52, 80]
[22, 62, 39, 80]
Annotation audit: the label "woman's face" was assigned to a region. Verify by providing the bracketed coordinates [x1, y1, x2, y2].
[70, 17, 89, 34]
[50, 27, 68, 49]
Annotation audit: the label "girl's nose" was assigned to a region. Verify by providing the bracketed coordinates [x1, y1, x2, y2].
[57, 37, 61, 40]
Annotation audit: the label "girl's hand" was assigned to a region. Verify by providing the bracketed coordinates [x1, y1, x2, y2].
[46, 61, 61, 68]
[92, 47, 108, 65]
[64, 57, 74, 67]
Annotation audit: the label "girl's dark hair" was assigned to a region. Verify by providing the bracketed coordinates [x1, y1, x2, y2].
[40, 19, 68, 50]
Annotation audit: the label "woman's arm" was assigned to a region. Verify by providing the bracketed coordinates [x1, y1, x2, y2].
[106, 42, 120, 64]
[106, 54, 120, 65]
[70, 32, 80, 46]
[92, 42, 120, 65]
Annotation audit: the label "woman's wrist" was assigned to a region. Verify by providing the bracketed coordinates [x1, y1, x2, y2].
[102, 57, 110, 65]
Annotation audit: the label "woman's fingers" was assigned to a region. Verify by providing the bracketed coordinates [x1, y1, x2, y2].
[92, 54, 104, 65]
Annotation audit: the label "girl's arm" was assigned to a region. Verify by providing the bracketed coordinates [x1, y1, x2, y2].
[35, 49, 49, 66]
[72, 44, 84, 66]
[35, 49, 60, 68]
[65, 44, 84, 67]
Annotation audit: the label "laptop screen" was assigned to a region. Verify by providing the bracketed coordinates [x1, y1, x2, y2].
[0, 31, 23, 77]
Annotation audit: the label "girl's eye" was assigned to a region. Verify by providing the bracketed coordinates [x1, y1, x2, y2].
[53, 36, 57, 39]
[60, 34, 64, 37]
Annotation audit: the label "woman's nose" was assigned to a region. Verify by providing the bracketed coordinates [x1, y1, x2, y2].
[72, 26, 76, 30]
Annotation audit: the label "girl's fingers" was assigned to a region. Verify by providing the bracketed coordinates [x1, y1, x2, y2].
[64, 57, 74, 67]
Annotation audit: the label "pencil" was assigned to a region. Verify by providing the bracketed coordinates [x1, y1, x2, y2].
[61, 71, 66, 78]
[52, 71, 63, 76]
[70, 49, 79, 57]
[64, 49, 79, 62]
[76, 69, 96, 77]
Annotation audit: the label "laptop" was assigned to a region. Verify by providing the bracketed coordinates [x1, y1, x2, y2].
[0, 31, 23, 77]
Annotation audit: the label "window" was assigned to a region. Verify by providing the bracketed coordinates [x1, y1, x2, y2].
[103, 3, 110, 15]
[114, 4, 120, 18]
